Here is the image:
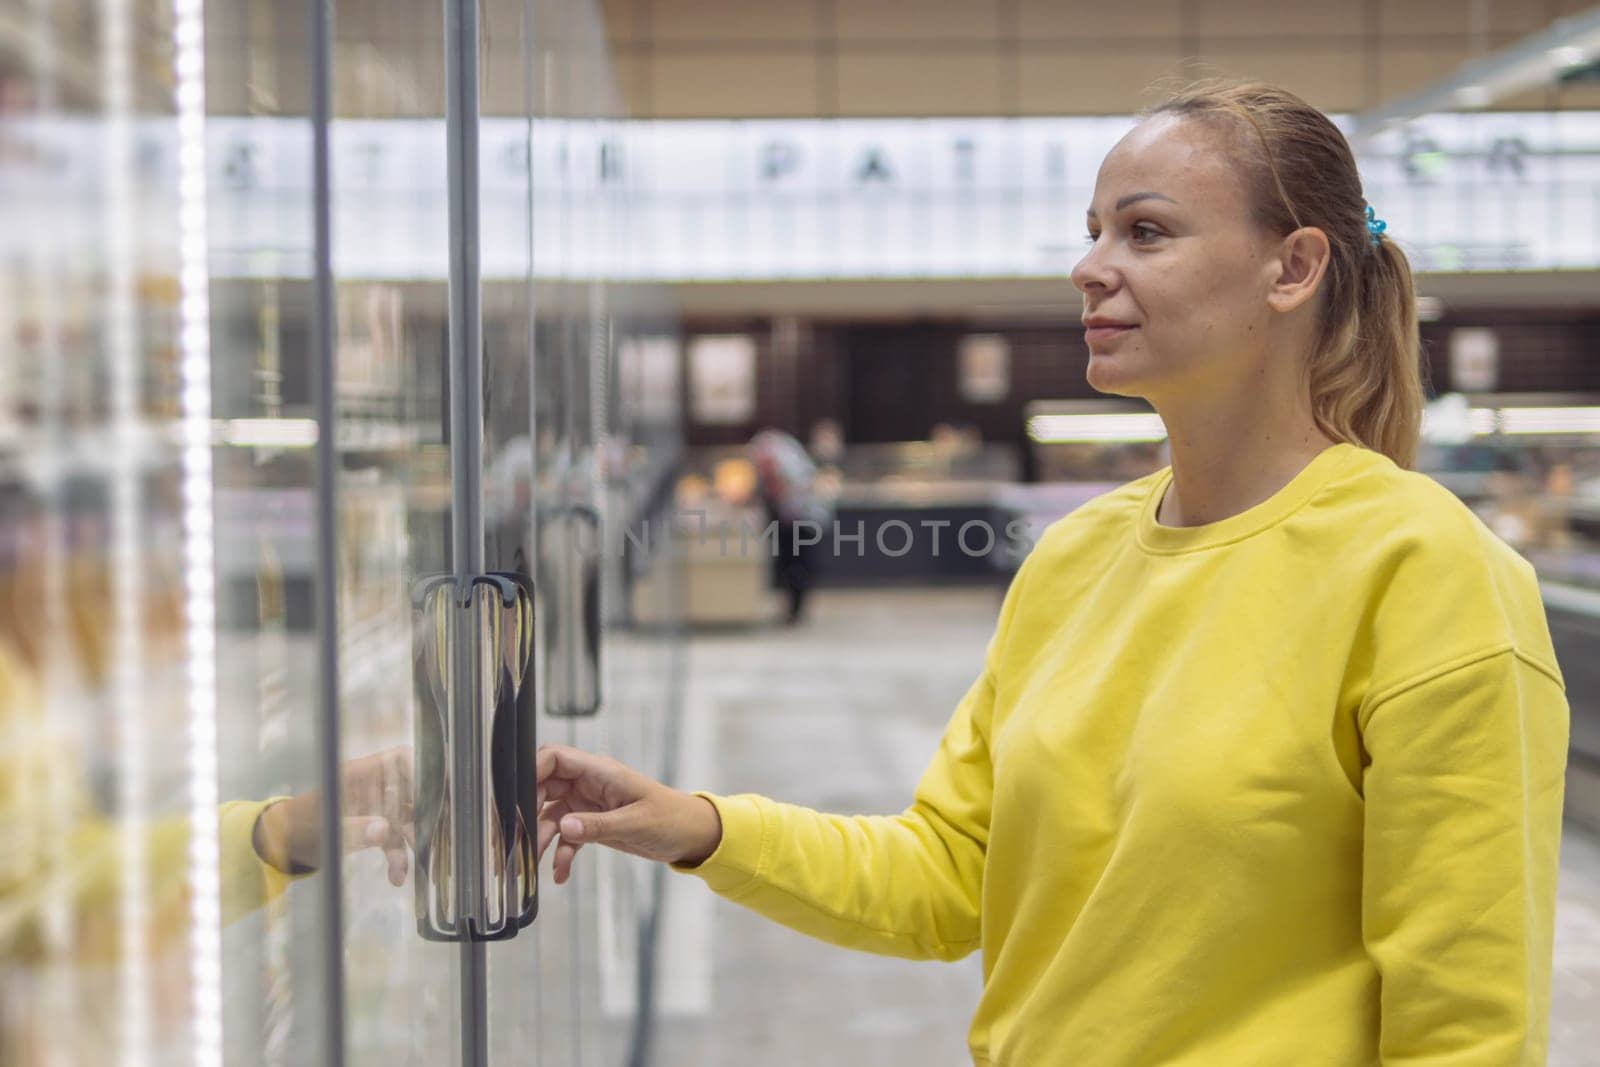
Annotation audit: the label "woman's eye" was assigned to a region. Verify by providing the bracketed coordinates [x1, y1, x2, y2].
[1131, 223, 1162, 243]
[1084, 232, 1100, 246]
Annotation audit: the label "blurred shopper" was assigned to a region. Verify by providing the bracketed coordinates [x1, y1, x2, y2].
[748, 428, 832, 624]
[534, 82, 1567, 1066]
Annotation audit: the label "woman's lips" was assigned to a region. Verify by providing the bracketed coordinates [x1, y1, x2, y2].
[1085, 324, 1136, 345]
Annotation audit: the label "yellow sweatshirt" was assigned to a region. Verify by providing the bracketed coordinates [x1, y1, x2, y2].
[675, 442, 1569, 1066]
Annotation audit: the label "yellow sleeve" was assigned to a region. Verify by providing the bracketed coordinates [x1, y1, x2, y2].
[3, 794, 306, 963]
[3, 644, 306, 960]
[217, 797, 303, 923]
[1359, 646, 1568, 1065]
[671, 666, 996, 961]
[669, 555, 1035, 962]
[61, 798, 306, 959]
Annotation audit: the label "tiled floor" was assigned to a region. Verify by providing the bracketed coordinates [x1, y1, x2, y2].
[649, 586, 1600, 1067]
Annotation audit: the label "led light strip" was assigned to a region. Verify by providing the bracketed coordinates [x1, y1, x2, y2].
[1498, 406, 1600, 435]
[172, 1, 223, 1064]
[1026, 412, 1169, 443]
[101, 0, 151, 1062]
[1469, 408, 1500, 436]
[222, 417, 319, 448]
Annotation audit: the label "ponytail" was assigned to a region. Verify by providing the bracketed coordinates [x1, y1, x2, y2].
[1307, 235, 1427, 470]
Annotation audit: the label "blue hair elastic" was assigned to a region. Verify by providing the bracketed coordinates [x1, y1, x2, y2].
[1364, 203, 1387, 247]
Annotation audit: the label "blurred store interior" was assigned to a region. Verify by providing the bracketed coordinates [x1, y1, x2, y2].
[4, 0, 1600, 1064]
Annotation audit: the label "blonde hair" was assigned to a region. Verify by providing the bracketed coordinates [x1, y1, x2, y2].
[1145, 80, 1428, 469]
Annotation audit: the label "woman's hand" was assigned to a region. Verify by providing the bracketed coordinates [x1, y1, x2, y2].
[535, 743, 722, 885]
[253, 745, 414, 886]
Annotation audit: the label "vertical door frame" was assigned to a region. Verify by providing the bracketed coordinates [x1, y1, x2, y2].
[444, 0, 491, 1063]
[308, 0, 348, 1062]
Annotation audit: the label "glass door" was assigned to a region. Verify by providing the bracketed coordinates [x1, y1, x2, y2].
[488, 2, 687, 1064]
[320, 0, 471, 1062]
[0, 1, 349, 1063]
[1, 0, 682, 1062]
[209, 0, 469, 1062]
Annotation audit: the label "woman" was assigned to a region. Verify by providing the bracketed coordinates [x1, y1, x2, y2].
[535, 82, 1569, 1065]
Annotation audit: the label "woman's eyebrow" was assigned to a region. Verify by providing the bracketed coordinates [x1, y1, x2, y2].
[1086, 191, 1179, 220]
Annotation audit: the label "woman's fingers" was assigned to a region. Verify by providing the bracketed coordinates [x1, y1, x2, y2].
[341, 745, 417, 840]
[377, 816, 409, 886]
[384, 841, 409, 887]
[553, 836, 582, 885]
[558, 804, 646, 849]
[336, 815, 407, 885]
[533, 744, 679, 882]
[536, 799, 572, 863]
[537, 775, 575, 807]
[538, 797, 654, 882]
[536, 744, 645, 809]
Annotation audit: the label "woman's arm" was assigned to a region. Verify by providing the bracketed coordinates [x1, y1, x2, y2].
[667, 670, 996, 961]
[537, 553, 1035, 963]
[538, 672, 996, 962]
[1360, 645, 1568, 1065]
[0, 744, 412, 962]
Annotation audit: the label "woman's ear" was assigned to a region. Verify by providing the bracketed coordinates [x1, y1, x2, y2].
[1265, 226, 1332, 313]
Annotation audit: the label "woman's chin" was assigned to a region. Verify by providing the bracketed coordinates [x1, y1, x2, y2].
[1085, 354, 1148, 398]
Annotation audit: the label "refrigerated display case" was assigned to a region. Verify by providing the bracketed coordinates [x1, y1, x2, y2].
[0, 1, 684, 1064]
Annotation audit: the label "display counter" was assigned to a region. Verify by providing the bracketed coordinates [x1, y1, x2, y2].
[628, 498, 785, 626]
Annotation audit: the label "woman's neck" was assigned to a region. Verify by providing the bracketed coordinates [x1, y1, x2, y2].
[1156, 413, 1337, 529]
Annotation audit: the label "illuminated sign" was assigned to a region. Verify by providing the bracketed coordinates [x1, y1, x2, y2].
[5, 113, 1598, 279]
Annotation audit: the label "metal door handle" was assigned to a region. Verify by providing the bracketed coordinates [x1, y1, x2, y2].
[541, 503, 602, 717]
[411, 570, 538, 941]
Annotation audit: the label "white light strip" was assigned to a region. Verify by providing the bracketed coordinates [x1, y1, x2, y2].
[222, 417, 319, 448]
[1027, 412, 1168, 443]
[1469, 408, 1500, 436]
[101, 0, 151, 1061]
[1499, 406, 1600, 435]
[172, 0, 223, 1064]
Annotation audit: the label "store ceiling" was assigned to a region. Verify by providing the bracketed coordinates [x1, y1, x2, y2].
[599, 0, 1600, 119]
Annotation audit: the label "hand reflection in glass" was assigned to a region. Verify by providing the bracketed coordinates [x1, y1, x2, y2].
[252, 745, 415, 887]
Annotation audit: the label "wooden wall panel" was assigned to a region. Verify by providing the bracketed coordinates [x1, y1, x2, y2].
[1378, 43, 1476, 101]
[835, 0, 1006, 43]
[1194, 1, 1365, 39]
[1016, 0, 1185, 41]
[1017, 47, 1185, 115]
[603, 0, 1584, 120]
[836, 52, 1006, 116]
[1188, 48, 1370, 111]
[649, 0, 819, 43]
[651, 52, 818, 117]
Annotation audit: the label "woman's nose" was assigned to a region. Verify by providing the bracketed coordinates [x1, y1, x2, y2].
[1069, 242, 1114, 295]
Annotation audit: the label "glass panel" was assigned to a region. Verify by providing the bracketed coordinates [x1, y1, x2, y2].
[505, 1, 582, 1062]
[473, 10, 552, 1046]
[483, 1, 685, 1065]
[206, 2, 341, 1063]
[1, 1, 344, 1063]
[322, 0, 464, 1061]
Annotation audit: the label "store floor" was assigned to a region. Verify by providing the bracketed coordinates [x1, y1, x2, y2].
[647, 586, 1600, 1067]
